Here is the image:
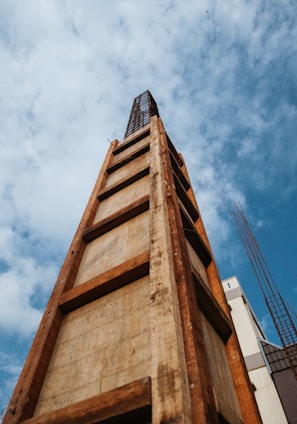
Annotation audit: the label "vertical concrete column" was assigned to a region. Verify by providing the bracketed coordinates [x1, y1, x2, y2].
[181, 162, 262, 424]
[157, 120, 219, 424]
[149, 116, 192, 424]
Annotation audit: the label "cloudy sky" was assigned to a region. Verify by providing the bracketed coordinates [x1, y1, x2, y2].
[1, 0, 297, 414]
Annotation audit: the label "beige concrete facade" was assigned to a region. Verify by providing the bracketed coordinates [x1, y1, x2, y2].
[34, 276, 151, 415]
[74, 211, 150, 286]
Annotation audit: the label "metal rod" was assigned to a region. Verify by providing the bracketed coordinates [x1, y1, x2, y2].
[231, 203, 297, 378]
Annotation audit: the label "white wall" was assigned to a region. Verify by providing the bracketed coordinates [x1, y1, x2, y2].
[222, 276, 287, 424]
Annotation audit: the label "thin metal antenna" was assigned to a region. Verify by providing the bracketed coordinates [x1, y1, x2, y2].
[230, 202, 297, 379]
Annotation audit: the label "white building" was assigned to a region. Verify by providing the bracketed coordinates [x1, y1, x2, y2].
[222, 276, 287, 424]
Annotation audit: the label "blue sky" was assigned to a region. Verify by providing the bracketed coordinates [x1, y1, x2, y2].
[0, 0, 297, 414]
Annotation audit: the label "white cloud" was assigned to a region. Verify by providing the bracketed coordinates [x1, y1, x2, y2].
[0, 351, 23, 417]
[0, 226, 57, 335]
[0, 0, 295, 317]
[260, 313, 278, 343]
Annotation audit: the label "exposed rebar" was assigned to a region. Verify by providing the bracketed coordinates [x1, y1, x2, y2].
[230, 203, 297, 379]
[124, 90, 159, 138]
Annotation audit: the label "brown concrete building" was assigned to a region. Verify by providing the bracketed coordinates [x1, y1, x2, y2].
[3, 91, 261, 424]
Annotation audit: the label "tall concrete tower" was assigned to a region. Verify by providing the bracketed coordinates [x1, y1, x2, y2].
[4, 91, 261, 424]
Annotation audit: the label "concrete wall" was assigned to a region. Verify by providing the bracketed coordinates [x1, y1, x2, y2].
[35, 276, 151, 415]
[202, 316, 242, 423]
[74, 211, 150, 286]
[94, 174, 149, 223]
